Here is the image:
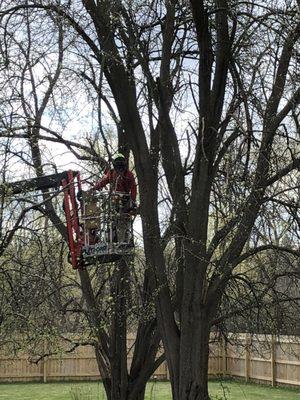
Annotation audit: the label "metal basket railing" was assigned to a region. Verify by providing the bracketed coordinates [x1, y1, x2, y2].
[80, 191, 134, 259]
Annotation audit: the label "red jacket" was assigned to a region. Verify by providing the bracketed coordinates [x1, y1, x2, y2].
[94, 169, 137, 201]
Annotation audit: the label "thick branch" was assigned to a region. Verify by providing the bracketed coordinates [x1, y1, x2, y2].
[233, 244, 300, 266]
[266, 158, 300, 187]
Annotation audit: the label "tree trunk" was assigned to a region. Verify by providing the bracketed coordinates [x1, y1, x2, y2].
[109, 258, 129, 400]
[179, 309, 211, 400]
[128, 385, 146, 400]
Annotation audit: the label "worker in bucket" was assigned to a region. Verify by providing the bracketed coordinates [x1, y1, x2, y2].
[92, 153, 137, 245]
[94, 153, 137, 202]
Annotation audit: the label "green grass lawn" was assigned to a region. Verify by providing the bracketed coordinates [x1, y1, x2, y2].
[0, 380, 299, 399]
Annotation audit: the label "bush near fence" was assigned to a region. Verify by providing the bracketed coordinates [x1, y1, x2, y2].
[0, 334, 299, 387]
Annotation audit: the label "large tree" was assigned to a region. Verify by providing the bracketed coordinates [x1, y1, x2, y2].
[1, 1, 300, 399]
[0, 7, 162, 400]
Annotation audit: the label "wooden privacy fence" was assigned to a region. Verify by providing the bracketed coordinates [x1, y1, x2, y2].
[224, 333, 300, 387]
[0, 334, 300, 387]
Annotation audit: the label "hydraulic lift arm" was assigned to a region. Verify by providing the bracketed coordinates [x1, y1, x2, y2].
[0, 171, 78, 195]
[0, 170, 83, 269]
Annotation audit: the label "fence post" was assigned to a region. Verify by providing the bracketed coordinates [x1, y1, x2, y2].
[271, 335, 276, 387]
[165, 362, 170, 380]
[245, 334, 250, 383]
[218, 338, 222, 375]
[222, 337, 227, 377]
[43, 357, 48, 383]
[43, 341, 47, 383]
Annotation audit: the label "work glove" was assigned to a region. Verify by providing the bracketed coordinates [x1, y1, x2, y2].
[77, 189, 83, 200]
[130, 200, 138, 215]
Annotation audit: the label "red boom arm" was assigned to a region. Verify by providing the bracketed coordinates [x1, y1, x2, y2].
[62, 170, 83, 269]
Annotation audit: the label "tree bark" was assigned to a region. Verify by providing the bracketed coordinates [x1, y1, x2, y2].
[179, 310, 211, 400]
[110, 258, 129, 400]
[128, 387, 146, 400]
